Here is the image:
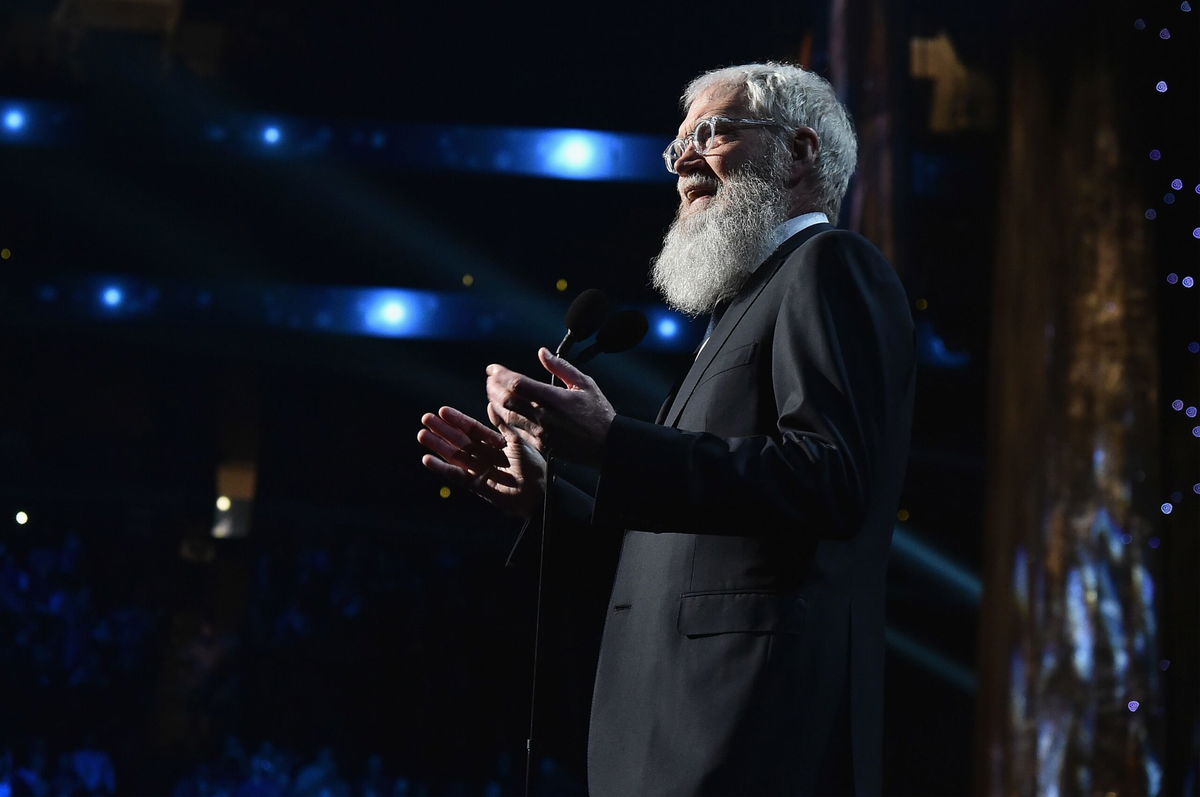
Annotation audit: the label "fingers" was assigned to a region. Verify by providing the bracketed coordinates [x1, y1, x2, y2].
[486, 363, 560, 408]
[416, 427, 471, 470]
[489, 402, 545, 439]
[485, 402, 507, 432]
[509, 424, 544, 452]
[537, 347, 590, 390]
[421, 454, 516, 492]
[421, 453, 469, 481]
[489, 402, 545, 452]
[486, 377, 544, 430]
[437, 405, 505, 449]
[422, 411, 508, 469]
[418, 423, 507, 472]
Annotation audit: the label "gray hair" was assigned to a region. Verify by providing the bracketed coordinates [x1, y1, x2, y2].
[683, 62, 858, 221]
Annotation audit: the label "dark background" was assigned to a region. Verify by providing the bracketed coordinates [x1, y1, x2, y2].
[3, 0, 1180, 794]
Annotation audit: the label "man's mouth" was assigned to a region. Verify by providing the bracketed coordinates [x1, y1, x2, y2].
[682, 183, 718, 205]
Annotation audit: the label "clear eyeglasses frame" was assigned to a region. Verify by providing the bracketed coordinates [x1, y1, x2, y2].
[662, 116, 782, 174]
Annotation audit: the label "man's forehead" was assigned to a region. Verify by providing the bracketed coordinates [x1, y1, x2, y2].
[678, 84, 749, 134]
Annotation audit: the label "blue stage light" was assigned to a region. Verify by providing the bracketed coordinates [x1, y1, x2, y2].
[359, 289, 427, 337]
[381, 300, 405, 324]
[101, 286, 123, 307]
[553, 135, 595, 170]
[262, 126, 282, 145]
[3, 109, 25, 132]
[538, 130, 621, 180]
[916, 321, 970, 368]
[657, 318, 679, 339]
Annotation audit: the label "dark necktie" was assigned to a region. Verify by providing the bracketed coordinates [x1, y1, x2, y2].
[697, 302, 728, 358]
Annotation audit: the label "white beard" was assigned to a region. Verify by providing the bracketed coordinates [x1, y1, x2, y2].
[650, 160, 792, 318]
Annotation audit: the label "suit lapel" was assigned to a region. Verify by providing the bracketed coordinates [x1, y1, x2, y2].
[654, 369, 688, 424]
[661, 222, 834, 428]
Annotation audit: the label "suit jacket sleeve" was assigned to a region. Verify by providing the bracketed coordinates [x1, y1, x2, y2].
[505, 474, 602, 568]
[592, 231, 914, 539]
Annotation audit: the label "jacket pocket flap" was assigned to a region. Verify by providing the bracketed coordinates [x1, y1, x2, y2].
[677, 591, 807, 637]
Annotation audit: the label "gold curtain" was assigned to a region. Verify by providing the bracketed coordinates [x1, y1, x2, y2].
[974, 14, 1163, 795]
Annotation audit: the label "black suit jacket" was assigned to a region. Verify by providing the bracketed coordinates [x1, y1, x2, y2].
[545, 223, 915, 795]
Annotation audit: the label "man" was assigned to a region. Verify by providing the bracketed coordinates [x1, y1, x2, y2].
[418, 63, 915, 796]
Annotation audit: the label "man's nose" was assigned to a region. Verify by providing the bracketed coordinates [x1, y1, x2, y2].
[673, 140, 706, 176]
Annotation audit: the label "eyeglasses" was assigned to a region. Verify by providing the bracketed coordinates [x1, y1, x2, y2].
[662, 116, 781, 174]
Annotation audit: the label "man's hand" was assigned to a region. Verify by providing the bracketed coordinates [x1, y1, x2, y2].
[417, 405, 546, 519]
[486, 347, 616, 466]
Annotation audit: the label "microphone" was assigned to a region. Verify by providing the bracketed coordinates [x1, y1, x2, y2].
[555, 288, 610, 359]
[573, 309, 649, 365]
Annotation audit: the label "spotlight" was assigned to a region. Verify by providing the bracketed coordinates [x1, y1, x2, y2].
[540, 130, 617, 179]
[101, 286, 123, 307]
[262, 126, 282, 145]
[657, 318, 679, 339]
[360, 289, 423, 337]
[381, 300, 406, 324]
[555, 136, 594, 170]
[3, 109, 25, 132]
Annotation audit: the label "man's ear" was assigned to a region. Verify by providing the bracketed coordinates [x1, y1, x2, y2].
[791, 126, 819, 164]
[788, 126, 820, 187]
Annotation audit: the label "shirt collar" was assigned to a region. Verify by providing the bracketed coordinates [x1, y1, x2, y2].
[755, 212, 830, 272]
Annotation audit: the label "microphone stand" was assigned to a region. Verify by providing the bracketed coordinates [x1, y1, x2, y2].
[523, 331, 570, 797]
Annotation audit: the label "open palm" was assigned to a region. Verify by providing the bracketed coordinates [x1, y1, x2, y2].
[417, 404, 546, 518]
